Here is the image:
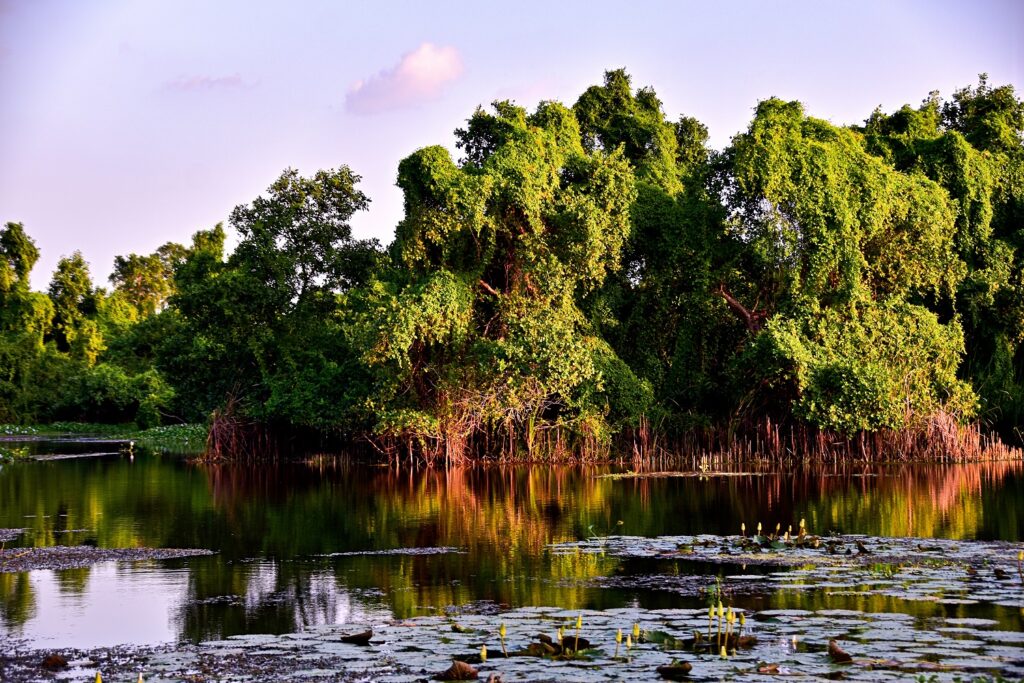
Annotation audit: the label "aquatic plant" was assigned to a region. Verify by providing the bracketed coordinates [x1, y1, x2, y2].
[572, 613, 583, 654]
[0, 444, 29, 463]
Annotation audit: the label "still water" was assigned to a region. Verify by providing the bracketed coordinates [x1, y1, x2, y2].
[2, 441, 1023, 648]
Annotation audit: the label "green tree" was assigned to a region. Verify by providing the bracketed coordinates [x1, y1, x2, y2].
[109, 243, 183, 317]
[0, 223, 54, 422]
[721, 98, 974, 431]
[159, 169, 382, 427]
[862, 76, 1024, 433]
[348, 98, 646, 457]
[47, 252, 103, 363]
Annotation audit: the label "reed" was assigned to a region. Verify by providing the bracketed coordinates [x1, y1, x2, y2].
[196, 404, 1022, 465]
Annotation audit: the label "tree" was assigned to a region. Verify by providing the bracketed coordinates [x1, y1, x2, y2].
[862, 76, 1024, 432]
[109, 244, 182, 317]
[348, 98, 645, 457]
[722, 98, 974, 431]
[159, 169, 382, 427]
[0, 222, 39, 293]
[47, 252, 103, 363]
[0, 223, 54, 422]
[571, 72, 730, 426]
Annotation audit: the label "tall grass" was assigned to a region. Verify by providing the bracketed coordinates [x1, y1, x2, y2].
[197, 408, 1022, 465]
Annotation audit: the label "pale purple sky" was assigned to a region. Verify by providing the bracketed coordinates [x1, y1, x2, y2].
[1, 0, 1021, 290]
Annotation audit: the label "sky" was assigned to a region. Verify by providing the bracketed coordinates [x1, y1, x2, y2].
[1, 0, 1022, 290]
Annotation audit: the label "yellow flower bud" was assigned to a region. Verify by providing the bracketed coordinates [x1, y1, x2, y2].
[576, 614, 583, 630]
[739, 612, 746, 626]
[718, 602, 724, 619]
[632, 623, 640, 639]
[626, 634, 632, 648]
[480, 644, 487, 662]
[96, 674, 102, 683]
[499, 623, 506, 639]
[616, 628, 622, 643]
[720, 645, 727, 658]
[727, 607, 735, 624]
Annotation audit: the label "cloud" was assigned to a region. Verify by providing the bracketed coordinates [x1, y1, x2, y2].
[346, 43, 463, 115]
[163, 74, 247, 93]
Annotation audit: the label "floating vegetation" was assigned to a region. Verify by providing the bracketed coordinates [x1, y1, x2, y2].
[0, 444, 30, 463]
[0, 422, 207, 454]
[0, 546, 215, 573]
[132, 424, 208, 453]
[551, 533, 1024, 611]
[0, 528, 25, 543]
[320, 547, 467, 557]
[4, 605, 1024, 681]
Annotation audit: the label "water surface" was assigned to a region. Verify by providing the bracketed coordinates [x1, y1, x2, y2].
[2, 441, 1023, 648]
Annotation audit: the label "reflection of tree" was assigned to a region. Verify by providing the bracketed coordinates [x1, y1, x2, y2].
[0, 572, 36, 629]
[177, 464, 618, 640]
[795, 462, 1024, 540]
[3, 453, 1023, 640]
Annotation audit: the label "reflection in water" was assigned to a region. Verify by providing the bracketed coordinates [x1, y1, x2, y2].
[0, 450, 1022, 647]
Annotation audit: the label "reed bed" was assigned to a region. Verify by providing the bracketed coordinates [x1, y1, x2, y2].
[197, 407, 1021, 466]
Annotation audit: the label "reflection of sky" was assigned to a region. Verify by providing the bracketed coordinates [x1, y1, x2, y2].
[0, 1, 1021, 290]
[6, 561, 395, 648]
[9, 564, 190, 647]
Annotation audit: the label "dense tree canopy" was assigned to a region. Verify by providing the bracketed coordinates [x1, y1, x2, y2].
[1, 71, 1021, 458]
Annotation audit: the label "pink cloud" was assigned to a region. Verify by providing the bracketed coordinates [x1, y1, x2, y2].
[163, 74, 247, 93]
[346, 43, 463, 115]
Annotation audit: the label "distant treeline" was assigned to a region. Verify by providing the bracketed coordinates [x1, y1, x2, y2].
[2, 70, 1022, 461]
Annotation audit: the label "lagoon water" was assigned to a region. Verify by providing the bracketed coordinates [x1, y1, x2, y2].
[2, 438, 1024, 650]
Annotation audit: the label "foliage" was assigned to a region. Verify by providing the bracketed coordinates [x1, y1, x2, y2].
[157, 168, 382, 428]
[861, 75, 1024, 432]
[348, 98, 641, 457]
[1, 71, 1021, 457]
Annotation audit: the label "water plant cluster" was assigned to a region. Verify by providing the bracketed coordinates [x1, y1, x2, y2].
[6, 606, 1024, 681]
[1, 71, 1022, 461]
[0, 443, 28, 464]
[0, 422, 206, 455]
